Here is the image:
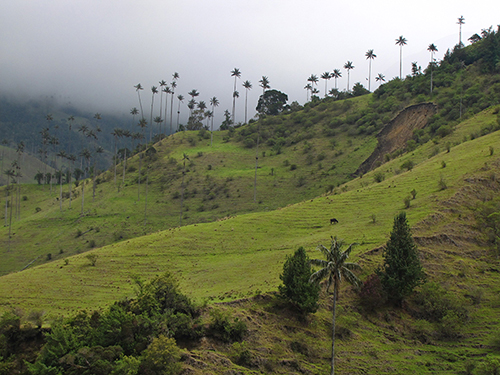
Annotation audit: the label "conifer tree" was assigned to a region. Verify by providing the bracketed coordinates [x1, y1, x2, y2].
[378, 212, 425, 305]
[279, 247, 319, 314]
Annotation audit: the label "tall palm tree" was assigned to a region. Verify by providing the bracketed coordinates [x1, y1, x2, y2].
[149, 86, 158, 143]
[457, 15, 465, 48]
[310, 237, 361, 375]
[137, 118, 147, 200]
[332, 69, 342, 90]
[67, 153, 76, 208]
[56, 150, 67, 212]
[79, 148, 91, 215]
[304, 83, 312, 101]
[307, 74, 319, 98]
[159, 80, 167, 137]
[134, 83, 145, 120]
[170, 81, 177, 135]
[111, 128, 123, 184]
[187, 89, 199, 116]
[395, 36, 407, 79]
[375, 73, 386, 87]
[176, 94, 184, 129]
[209, 96, 219, 146]
[343, 61, 354, 92]
[232, 91, 239, 123]
[242, 80, 252, 124]
[428, 43, 438, 95]
[231, 68, 241, 124]
[130, 107, 139, 130]
[162, 86, 172, 137]
[254, 76, 270, 203]
[365, 49, 377, 91]
[321, 72, 332, 97]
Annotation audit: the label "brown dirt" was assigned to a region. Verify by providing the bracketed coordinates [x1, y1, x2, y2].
[356, 102, 437, 175]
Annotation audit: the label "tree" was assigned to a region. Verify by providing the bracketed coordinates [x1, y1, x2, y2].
[457, 15, 465, 48]
[352, 82, 369, 97]
[209, 96, 219, 146]
[411, 61, 422, 76]
[375, 73, 386, 86]
[242, 80, 252, 124]
[377, 212, 425, 306]
[395, 35, 407, 79]
[428, 43, 438, 95]
[255, 89, 288, 116]
[231, 68, 241, 124]
[365, 49, 377, 91]
[343, 61, 354, 92]
[307, 74, 319, 99]
[134, 83, 145, 121]
[332, 69, 342, 89]
[176, 94, 184, 129]
[149, 86, 158, 142]
[279, 247, 320, 314]
[321, 72, 332, 97]
[310, 236, 361, 375]
[170, 79, 178, 134]
[159, 80, 167, 137]
[254, 76, 270, 203]
[304, 83, 312, 101]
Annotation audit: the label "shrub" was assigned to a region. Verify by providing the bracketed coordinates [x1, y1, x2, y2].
[438, 175, 447, 190]
[140, 335, 181, 375]
[373, 172, 385, 183]
[358, 274, 387, 311]
[401, 160, 414, 171]
[209, 309, 247, 343]
[85, 253, 98, 266]
[403, 195, 411, 209]
[410, 189, 417, 199]
[279, 247, 320, 314]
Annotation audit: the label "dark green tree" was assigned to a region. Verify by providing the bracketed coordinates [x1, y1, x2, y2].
[255, 89, 288, 116]
[279, 247, 320, 314]
[377, 212, 425, 306]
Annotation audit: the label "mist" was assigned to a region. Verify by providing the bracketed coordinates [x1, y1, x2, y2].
[1, 0, 498, 126]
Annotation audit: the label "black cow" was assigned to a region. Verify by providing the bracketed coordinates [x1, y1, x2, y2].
[330, 218, 339, 224]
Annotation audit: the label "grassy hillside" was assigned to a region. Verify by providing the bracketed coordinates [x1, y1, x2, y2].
[1, 106, 499, 315]
[1, 107, 500, 374]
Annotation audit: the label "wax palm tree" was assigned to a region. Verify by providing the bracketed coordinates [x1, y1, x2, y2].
[137, 118, 147, 200]
[209, 96, 219, 146]
[187, 89, 199, 116]
[162, 86, 172, 137]
[375, 73, 386, 86]
[254, 76, 270, 203]
[242, 80, 252, 124]
[111, 128, 123, 184]
[304, 83, 312, 101]
[332, 69, 342, 89]
[79, 148, 91, 215]
[310, 236, 361, 375]
[427, 43, 438, 95]
[148, 86, 158, 143]
[307, 74, 319, 97]
[134, 83, 145, 120]
[153, 116, 162, 141]
[343, 61, 354, 92]
[232, 91, 239, 123]
[67, 153, 76, 208]
[395, 36, 407, 79]
[56, 150, 67, 212]
[170, 81, 177, 135]
[321, 72, 332, 97]
[176, 94, 184, 129]
[365, 49, 377, 91]
[457, 15, 465, 48]
[231, 68, 241, 123]
[159, 80, 167, 137]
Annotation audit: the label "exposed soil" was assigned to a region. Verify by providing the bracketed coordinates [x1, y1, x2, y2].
[356, 102, 437, 175]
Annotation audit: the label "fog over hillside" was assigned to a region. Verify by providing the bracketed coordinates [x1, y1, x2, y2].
[1, 1, 498, 125]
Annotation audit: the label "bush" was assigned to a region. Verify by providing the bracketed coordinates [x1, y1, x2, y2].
[279, 247, 320, 314]
[358, 274, 387, 311]
[373, 172, 385, 183]
[85, 253, 98, 266]
[401, 160, 414, 171]
[209, 309, 247, 343]
[140, 335, 181, 375]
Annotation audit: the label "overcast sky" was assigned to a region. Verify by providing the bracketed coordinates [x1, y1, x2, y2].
[1, 0, 499, 127]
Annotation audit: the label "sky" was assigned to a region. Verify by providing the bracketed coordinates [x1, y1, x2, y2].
[1, 0, 499, 127]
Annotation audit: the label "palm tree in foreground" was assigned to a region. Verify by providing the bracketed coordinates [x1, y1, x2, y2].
[365, 49, 376, 91]
[310, 237, 361, 375]
[321, 72, 332, 97]
[332, 69, 342, 89]
[231, 68, 241, 124]
[254, 76, 270, 203]
[395, 35, 407, 79]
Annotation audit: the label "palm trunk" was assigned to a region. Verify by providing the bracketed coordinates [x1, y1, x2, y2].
[170, 93, 175, 135]
[114, 138, 117, 185]
[59, 170, 63, 212]
[81, 179, 85, 215]
[68, 166, 72, 209]
[122, 150, 126, 184]
[244, 91, 249, 124]
[144, 167, 149, 226]
[331, 283, 338, 375]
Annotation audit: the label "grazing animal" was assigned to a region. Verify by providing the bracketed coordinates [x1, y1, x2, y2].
[330, 218, 339, 224]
